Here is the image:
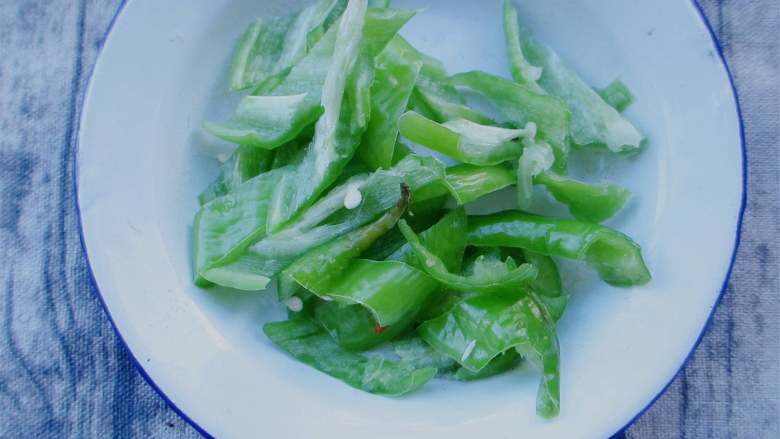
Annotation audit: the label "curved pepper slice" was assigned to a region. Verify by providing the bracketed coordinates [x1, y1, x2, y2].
[502, 0, 545, 94]
[227, 0, 345, 92]
[310, 209, 467, 350]
[596, 79, 635, 113]
[398, 219, 537, 295]
[192, 167, 290, 288]
[264, 319, 437, 396]
[399, 111, 536, 166]
[515, 138, 631, 221]
[534, 172, 631, 223]
[504, 2, 643, 153]
[413, 164, 516, 206]
[206, 6, 414, 154]
[418, 293, 560, 418]
[520, 250, 568, 322]
[196, 154, 447, 291]
[449, 71, 570, 172]
[268, 8, 421, 230]
[445, 164, 515, 205]
[312, 296, 424, 352]
[283, 184, 410, 294]
[282, 186, 438, 328]
[452, 349, 522, 381]
[198, 146, 275, 205]
[357, 38, 423, 170]
[467, 211, 651, 287]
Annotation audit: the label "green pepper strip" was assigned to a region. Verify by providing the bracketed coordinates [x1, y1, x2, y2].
[198, 146, 275, 205]
[192, 167, 289, 287]
[311, 209, 467, 351]
[467, 211, 651, 287]
[399, 219, 538, 295]
[197, 154, 446, 290]
[502, 0, 545, 94]
[418, 293, 560, 418]
[283, 185, 440, 327]
[520, 250, 569, 322]
[227, 0, 345, 92]
[596, 79, 635, 113]
[534, 172, 631, 223]
[383, 36, 493, 125]
[357, 38, 423, 170]
[507, 5, 643, 153]
[283, 184, 411, 296]
[399, 111, 534, 166]
[205, 7, 414, 153]
[449, 70, 571, 172]
[264, 319, 437, 396]
[452, 349, 522, 381]
[413, 163, 516, 206]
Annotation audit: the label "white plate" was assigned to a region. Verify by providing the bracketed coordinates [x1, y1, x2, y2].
[76, 1, 745, 438]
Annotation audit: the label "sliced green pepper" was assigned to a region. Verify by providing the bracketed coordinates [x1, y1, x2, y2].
[264, 319, 437, 396]
[508, 10, 643, 152]
[417, 291, 462, 322]
[197, 172, 375, 291]
[270, 136, 309, 168]
[452, 349, 522, 381]
[393, 334, 522, 381]
[192, 167, 289, 287]
[198, 146, 275, 205]
[206, 6, 413, 152]
[393, 336, 458, 370]
[360, 207, 444, 262]
[534, 171, 631, 223]
[266, 6, 416, 230]
[304, 242, 456, 329]
[392, 36, 449, 81]
[399, 111, 535, 166]
[412, 163, 516, 206]
[282, 182, 410, 285]
[346, 53, 375, 131]
[398, 219, 538, 295]
[227, 0, 344, 92]
[357, 39, 423, 170]
[516, 138, 555, 209]
[418, 293, 560, 417]
[514, 139, 631, 221]
[197, 155, 447, 290]
[502, 0, 545, 94]
[452, 71, 571, 172]
[505, 0, 635, 117]
[375, 36, 492, 125]
[312, 209, 467, 350]
[388, 208, 468, 273]
[520, 250, 568, 322]
[313, 298, 423, 351]
[207, 16, 339, 149]
[468, 211, 651, 287]
[446, 164, 516, 205]
[597, 79, 635, 113]
[412, 76, 494, 125]
[449, 71, 570, 172]
[438, 118, 536, 164]
[283, 188, 443, 328]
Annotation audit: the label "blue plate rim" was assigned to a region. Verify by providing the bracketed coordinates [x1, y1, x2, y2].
[607, 0, 748, 435]
[73, 1, 214, 437]
[73, 1, 748, 438]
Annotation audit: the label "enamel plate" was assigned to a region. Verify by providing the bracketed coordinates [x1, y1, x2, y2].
[77, 0, 744, 437]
